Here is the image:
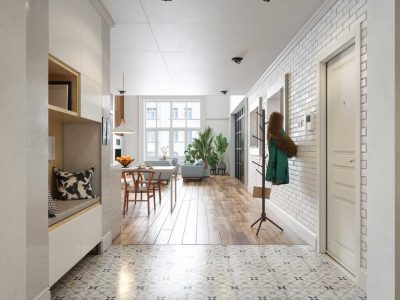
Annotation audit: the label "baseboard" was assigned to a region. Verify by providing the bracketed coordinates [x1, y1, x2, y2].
[266, 201, 317, 248]
[33, 288, 51, 300]
[100, 230, 113, 253]
[358, 268, 367, 292]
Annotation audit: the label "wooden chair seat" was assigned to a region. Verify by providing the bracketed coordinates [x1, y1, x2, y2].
[122, 170, 160, 216]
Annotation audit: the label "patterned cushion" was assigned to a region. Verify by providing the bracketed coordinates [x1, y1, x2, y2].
[54, 167, 96, 200]
[48, 191, 58, 217]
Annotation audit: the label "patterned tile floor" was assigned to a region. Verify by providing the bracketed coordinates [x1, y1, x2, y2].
[51, 245, 366, 300]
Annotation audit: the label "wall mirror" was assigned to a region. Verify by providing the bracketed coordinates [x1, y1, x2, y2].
[265, 73, 289, 132]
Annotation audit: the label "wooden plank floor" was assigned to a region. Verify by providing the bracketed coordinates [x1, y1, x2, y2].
[114, 175, 305, 245]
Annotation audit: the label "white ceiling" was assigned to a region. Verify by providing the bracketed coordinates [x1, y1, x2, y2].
[102, 0, 324, 96]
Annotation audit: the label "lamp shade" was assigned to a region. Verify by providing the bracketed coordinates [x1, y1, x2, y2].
[112, 119, 134, 134]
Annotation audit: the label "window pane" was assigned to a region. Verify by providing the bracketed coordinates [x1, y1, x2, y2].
[157, 102, 170, 128]
[187, 119, 201, 128]
[172, 102, 186, 128]
[147, 130, 155, 142]
[187, 130, 198, 144]
[187, 102, 200, 119]
[158, 131, 170, 157]
[173, 130, 185, 157]
[146, 102, 157, 128]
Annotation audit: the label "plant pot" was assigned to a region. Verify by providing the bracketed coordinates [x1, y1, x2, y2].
[203, 168, 210, 178]
[217, 162, 226, 170]
[210, 165, 217, 175]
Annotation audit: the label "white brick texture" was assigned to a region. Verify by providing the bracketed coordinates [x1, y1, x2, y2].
[246, 0, 367, 270]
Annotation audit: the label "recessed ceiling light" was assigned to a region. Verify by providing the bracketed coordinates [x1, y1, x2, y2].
[232, 57, 243, 64]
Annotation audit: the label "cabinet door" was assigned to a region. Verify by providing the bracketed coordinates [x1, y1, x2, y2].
[81, 75, 102, 122]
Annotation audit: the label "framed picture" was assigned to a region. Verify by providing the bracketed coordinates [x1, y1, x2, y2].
[49, 81, 72, 110]
[102, 116, 110, 145]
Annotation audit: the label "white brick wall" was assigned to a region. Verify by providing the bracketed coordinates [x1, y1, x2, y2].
[246, 0, 368, 270]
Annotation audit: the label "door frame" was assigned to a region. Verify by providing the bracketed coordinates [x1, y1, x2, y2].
[316, 23, 362, 282]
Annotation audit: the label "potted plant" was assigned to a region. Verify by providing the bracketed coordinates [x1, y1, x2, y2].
[214, 133, 229, 173]
[161, 145, 169, 160]
[192, 126, 214, 176]
[208, 151, 219, 175]
[184, 143, 198, 164]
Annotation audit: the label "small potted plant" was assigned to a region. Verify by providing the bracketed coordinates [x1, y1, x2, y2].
[208, 151, 219, 175]
[214, 133, 229, 174]
[160, 145, 169, 160]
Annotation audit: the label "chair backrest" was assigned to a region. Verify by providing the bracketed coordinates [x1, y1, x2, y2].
[123, 170, 155, 191]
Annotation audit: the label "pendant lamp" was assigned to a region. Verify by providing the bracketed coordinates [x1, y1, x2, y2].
[112, 73, 134, 134]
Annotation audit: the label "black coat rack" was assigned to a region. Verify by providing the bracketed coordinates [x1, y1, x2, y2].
[251, 110, 283, 235]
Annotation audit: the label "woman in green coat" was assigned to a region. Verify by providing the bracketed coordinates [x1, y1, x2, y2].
[265, 112, 297, 185]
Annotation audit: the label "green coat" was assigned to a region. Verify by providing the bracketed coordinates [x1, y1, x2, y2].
[265, 135, 289, 185]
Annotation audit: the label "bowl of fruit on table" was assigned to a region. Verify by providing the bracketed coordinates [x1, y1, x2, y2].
[116, 156, 134, 168]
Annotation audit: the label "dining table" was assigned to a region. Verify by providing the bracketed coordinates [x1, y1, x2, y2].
[120, 165, 178, 213]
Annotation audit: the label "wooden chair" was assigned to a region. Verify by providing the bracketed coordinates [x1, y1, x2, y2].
[122, 170, 156, 216]
[148, 171, 162, 204]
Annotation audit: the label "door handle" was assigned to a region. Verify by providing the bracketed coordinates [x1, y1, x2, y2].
[349, 159, 356, 163]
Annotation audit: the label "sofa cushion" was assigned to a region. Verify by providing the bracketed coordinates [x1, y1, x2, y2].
[54, 167, 96, 200]
[48, 197, 100, 226]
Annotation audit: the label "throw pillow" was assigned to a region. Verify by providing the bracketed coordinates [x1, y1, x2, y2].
[48, 191, 58, 217]
[54, 167, 96, 200]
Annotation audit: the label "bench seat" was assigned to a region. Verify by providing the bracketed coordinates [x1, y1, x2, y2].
[48, 197, 100, 227]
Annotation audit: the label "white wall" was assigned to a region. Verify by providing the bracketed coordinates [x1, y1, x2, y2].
[204, 95, 230, 173]
[123, 96, 140, 160]
[26, 0, 50, 299]
[245, 0, 368, 280]
[100, 20, 121, 241]
[0, 2, 27, 299]
[229, 95, 246, 114]
[367, 0, 400, 298]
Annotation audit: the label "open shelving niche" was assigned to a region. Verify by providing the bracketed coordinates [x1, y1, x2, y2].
[48, 54, 102, 202]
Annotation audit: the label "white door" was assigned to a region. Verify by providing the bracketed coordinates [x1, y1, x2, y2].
[326, 44, 357, 274]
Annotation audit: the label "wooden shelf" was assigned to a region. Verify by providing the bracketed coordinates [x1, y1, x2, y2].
[49, 55, 80, 115]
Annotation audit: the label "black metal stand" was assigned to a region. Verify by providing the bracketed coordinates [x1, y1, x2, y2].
[250, 110, 283, 235]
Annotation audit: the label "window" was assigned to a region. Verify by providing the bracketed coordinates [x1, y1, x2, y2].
[144, 99, 202, 161]
[146, 107, 157, 120]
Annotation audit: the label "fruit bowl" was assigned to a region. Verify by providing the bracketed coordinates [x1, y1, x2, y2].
[116, 156, 134, 168]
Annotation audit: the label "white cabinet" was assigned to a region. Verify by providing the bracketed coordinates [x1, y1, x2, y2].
[49, 205, 102, 286]
[80, 0, 102, 85]
[49, 0, 82, 70]
[81, 75, 102, 123]
[49, 0, 103, 123]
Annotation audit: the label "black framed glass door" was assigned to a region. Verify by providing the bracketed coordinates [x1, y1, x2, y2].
[235, 107, 245, 182]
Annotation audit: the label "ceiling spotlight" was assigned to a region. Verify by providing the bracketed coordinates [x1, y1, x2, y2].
[232, 57, 243, 64]
[221, 90, 228, 95]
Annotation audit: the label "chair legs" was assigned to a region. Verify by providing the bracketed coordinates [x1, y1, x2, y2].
[124, 188, 158, 216]
[158, 184, 161, 203]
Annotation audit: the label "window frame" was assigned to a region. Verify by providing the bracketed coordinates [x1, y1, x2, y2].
[142, 97, 203, 162]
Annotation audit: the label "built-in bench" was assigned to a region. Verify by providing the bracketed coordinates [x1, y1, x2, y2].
[48, 198, 102, 286]
[48, 198, 100, 227]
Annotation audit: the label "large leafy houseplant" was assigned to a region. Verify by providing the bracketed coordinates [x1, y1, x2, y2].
[214, 133, 229, 164]
[192, 126, 214, 169]
[184, 143, 198, 164]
